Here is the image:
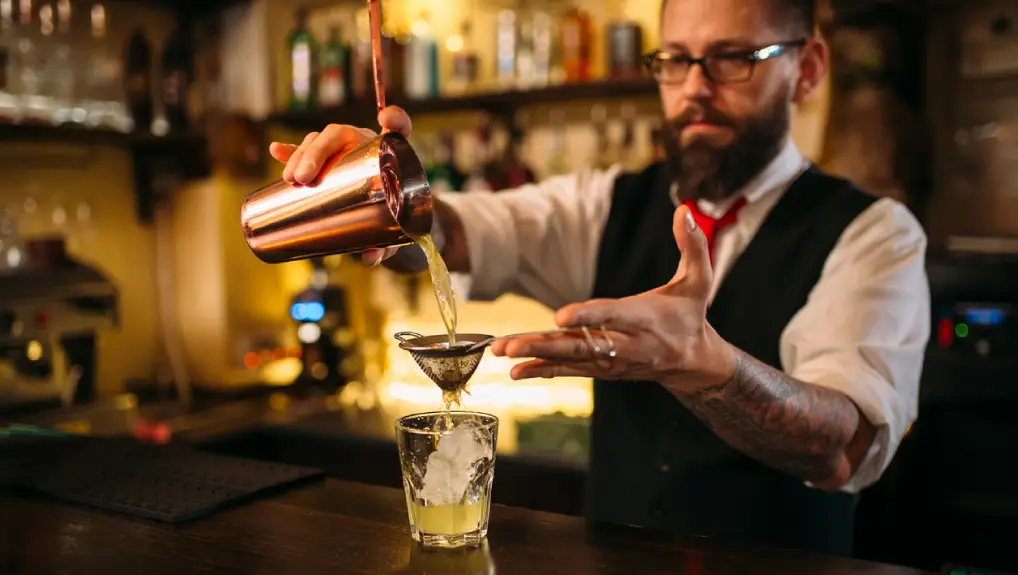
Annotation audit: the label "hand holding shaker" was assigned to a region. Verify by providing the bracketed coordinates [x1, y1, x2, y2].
[239, 0, 431, 264]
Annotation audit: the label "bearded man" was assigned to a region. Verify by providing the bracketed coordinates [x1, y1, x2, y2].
[269, 0, 930, 557]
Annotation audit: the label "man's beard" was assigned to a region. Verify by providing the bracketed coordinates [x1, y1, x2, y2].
[663, 94, 790, 203]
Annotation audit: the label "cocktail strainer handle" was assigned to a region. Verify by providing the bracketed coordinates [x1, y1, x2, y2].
[394, 331, 424, 343]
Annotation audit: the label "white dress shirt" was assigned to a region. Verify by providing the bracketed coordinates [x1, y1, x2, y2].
[439, 138, 930, 494]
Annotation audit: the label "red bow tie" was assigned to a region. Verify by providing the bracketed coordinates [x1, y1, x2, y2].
[682, 197, 748, 264]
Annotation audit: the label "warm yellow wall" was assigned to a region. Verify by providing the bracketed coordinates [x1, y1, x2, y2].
[0, 143, 161, 395]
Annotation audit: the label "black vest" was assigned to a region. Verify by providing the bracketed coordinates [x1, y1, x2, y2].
[587, 162, 878, 557]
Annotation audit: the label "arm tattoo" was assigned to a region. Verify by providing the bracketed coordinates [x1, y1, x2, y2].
[676, 350, 860, 484]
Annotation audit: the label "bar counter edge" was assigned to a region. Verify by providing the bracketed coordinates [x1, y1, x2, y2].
[2, 477, 933, 575]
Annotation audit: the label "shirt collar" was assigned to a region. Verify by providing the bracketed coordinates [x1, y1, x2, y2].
[669, 137, 808, 217]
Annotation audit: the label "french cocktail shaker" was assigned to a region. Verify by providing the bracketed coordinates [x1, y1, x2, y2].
[239, 132, 431, 264]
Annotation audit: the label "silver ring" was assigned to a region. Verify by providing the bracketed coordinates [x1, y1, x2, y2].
[599, 325, 617, 359]
[579, 326, 602, 356]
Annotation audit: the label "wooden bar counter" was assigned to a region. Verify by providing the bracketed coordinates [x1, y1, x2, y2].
[2, 478, 932, 574]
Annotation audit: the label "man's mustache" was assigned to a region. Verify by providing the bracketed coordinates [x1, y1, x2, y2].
[666, 105, 734, 131]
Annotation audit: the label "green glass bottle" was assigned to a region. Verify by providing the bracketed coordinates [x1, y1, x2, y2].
[317, 25, 348, 108]
[427, 133, 466, 194]
[287, 7, 317, 111]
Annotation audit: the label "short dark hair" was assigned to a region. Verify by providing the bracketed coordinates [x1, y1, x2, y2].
[660, 0, 816, 38]
[772, 0, 816, 38]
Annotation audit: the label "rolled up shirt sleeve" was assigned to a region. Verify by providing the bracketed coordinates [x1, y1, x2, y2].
[437, 167, 619, 310]
[780, 198, 930, 493]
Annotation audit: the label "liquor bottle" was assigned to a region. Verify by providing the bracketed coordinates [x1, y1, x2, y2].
[559, 4, 592, 82]
[427, 133, 466, 194]
[386, 28, 406, 98]
[348, 8, 403, 101]
[607, 21, 643, 79]
[546, 109, 569, 175]
[124, 27, 152, 132]
[287, 7, 316, 111]
[464, 115, 494, 191]
[161, 25, 189, 130]
[504, 138, 535, 188]
[515, 9, 534, 89]
[0, 0, 17, 120]
[349, 8, 370, 100]
[447, 20, 477, 95]
[531, 11, 551, 88]
[84, 4, 130, 131]
[405, 11, 437, 99]
[502, 112, 535, 188]
[495, 9, 516, 88]
[317, 24, 347, 108]
[482, 128, 510, 191]
[47, 0, 78, 125]
[13, 0, 43, 123]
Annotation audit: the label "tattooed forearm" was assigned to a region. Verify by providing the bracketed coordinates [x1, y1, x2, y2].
[675, 350, 861, 485]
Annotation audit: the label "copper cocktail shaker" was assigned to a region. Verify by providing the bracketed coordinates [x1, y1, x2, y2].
[240, 133, 430, 263]
[240, 0, 431, 264]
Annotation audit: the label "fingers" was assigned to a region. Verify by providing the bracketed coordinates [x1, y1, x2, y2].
[510, 359, 596, 380]
[278, 124, 379, 185]
[555, 298, 651, 333]
[378, 106, 413, 137]
[292, 124, 374, 184]
[269, 142, 297, 164]
[491, 329, 625, 362]
[282, 131, 319, 184]
[667, 204, 712, 297]
[361, 247, 400, 267]
[276, 112, 406, 186]
[361, 248, 384, 267]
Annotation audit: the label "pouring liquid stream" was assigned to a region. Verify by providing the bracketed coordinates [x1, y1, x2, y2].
[408, 232, 464, 427]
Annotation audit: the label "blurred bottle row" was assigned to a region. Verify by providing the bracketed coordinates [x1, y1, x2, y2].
[285, 2, 646, 110]
[410, 102, 666, 193]
[0, 0, 189, 134]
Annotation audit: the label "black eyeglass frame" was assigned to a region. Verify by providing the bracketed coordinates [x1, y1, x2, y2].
[643, 39, 808, 84]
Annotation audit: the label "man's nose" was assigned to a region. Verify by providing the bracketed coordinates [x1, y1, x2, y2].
[681, 63, 715, 99]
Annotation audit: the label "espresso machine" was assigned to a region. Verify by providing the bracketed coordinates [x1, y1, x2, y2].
[0, 238, 118, 411]
[289, 260, 357, 392]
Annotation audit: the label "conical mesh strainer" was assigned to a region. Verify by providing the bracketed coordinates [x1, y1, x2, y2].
[394, 326, 616, 392]
[394, 332, 493, 392]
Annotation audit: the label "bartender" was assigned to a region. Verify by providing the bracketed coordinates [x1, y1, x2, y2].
[269, 0, 929, 558]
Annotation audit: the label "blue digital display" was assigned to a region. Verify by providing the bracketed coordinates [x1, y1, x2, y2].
[964, 307, 1006, 326]
[291, 301, 326, 322]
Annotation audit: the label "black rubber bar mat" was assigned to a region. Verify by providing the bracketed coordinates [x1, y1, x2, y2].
[13, 437, 324, 523]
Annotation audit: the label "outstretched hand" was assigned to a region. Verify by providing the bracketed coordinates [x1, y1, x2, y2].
[490, 205, 736, 391]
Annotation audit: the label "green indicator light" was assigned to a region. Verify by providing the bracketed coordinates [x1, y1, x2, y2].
[955, 323, 969, 338]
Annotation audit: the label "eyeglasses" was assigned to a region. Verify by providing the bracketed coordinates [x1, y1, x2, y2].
[644, 39, 807, 85]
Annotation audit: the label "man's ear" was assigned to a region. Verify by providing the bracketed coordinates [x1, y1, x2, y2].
[794, 36, 829, 104]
